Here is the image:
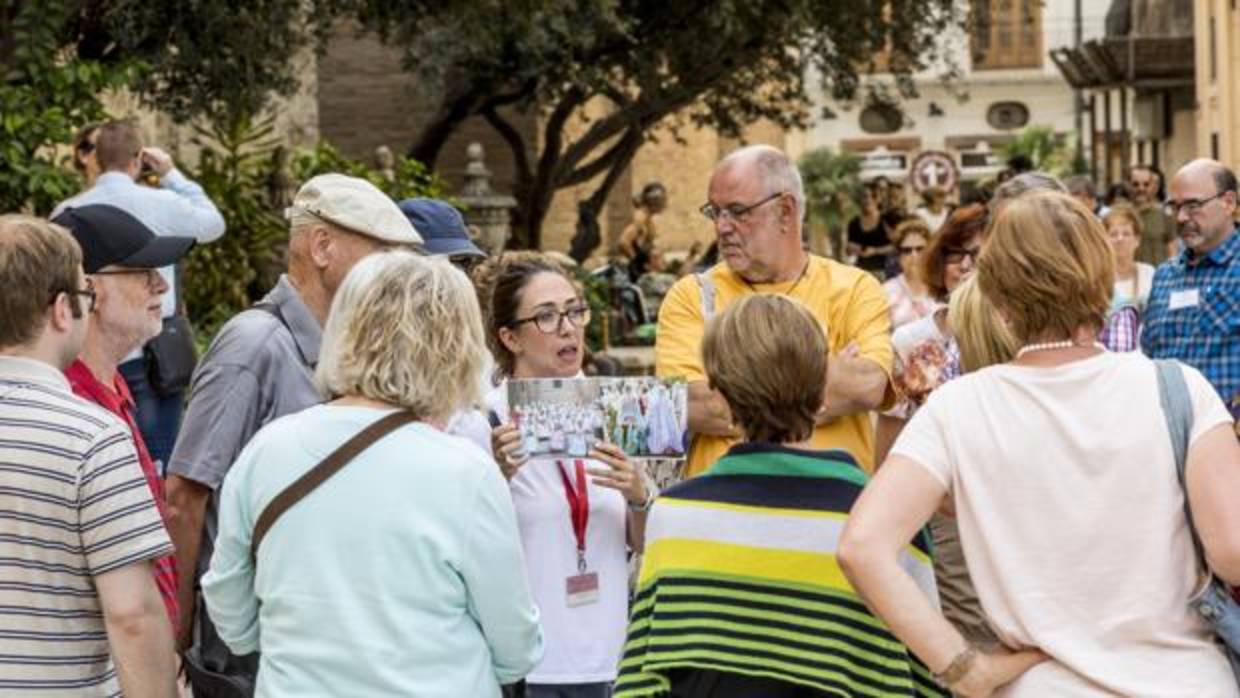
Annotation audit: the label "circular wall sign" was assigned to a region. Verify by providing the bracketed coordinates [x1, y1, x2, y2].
[909, 150, 959, 193]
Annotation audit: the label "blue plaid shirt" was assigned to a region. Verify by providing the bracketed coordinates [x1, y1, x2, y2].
[1141, 226, 1240, 412]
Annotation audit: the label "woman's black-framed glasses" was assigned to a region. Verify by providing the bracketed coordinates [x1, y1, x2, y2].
[943, 247, 980, 266]
[511, 304, 592, 334]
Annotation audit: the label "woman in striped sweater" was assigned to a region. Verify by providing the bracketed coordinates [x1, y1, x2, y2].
[616, 294, 943, 698]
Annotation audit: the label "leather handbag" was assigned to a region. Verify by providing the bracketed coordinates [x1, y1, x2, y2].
[1154, 359, 1240, 683]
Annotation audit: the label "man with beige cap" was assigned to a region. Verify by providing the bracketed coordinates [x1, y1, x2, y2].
[165, 174, 421, 693]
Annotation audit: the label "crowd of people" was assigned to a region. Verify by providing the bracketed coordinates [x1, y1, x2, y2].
[1, 118, 1239, 698]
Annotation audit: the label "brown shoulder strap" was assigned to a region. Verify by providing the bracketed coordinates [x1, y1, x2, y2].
[250, 410, 417, 562]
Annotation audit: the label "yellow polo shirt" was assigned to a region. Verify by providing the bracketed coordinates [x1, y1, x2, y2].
[655, 256, 893, 476]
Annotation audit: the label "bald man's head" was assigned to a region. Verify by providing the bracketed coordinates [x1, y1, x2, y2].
[1169, 158, 1238, 256]
[714, 145, 805, 218]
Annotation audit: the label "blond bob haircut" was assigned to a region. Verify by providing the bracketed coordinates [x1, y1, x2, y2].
[315, 251, 487, 420]
[702, 294, 826, 444]
[948, 275, 1017, 373]
[978, 191, 1115, 344]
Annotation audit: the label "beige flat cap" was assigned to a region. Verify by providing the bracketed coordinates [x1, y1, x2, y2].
[286, 173, 423, 245]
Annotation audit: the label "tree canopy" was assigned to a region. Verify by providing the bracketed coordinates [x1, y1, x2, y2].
[5, 0, 966, 249]
[351, 0, 965, 248]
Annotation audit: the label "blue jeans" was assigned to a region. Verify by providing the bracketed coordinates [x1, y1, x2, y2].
[119, 357, 184, 474]
[526, 683, 612, 698]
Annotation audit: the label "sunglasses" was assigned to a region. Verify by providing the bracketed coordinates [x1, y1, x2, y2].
[899, 245, 926, 256]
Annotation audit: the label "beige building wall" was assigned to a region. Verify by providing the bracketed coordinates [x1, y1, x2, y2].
[1196, 0, 1240, 167]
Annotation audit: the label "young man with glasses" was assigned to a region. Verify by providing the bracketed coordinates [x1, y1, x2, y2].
[656, 145, 895, 476]
[53, 203, 196, 637]
[0, 214, 178, 697]
[1142, 160, 1240, 433]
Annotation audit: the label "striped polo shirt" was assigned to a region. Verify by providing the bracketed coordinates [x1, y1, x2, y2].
[0, 356, 174, 696]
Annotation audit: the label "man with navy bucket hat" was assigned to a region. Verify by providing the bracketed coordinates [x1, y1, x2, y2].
[398, 198, 487, 269]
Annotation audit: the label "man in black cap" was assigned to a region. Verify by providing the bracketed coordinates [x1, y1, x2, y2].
[52, 203, 194, 638]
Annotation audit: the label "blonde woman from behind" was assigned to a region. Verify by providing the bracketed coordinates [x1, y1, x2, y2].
[203, 251, 543, 696]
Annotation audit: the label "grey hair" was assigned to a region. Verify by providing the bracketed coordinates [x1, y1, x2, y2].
[1063, 175, 1097, 199]
[286, 205, 325, 235]
[719, 145, 806, 218]
[993, 171, 1066, 207]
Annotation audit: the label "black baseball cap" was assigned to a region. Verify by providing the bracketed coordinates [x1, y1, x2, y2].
[52, 204, 195, 273]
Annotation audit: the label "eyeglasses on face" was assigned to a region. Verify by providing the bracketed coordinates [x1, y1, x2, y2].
[93, 268, 164, 289]
[511, 304, 592, 334]
[1168, 192, 1229, 217]
[899, 245, 926, 256]
[943, 247, 980, 266]
[48, 284, 97, 314]
[699, 191, 786, 223]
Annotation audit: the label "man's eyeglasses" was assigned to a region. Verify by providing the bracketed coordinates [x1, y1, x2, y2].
[1168, 192, 1228, 217]
[700, 191, 786, 223]
[93, 268, 164, 289]
[943, 247, 980, 266]
[899, 245, 926, 256]
[49, 285, 97, 314]
[511, 304, 592, 334]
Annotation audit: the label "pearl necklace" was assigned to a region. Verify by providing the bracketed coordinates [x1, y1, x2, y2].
[1015, 340, 1107, 359]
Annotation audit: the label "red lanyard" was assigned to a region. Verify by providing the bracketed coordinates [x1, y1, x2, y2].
[557, 460, 590, 572]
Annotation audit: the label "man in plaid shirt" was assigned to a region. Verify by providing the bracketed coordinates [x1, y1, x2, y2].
[1141, 160, 1240, 424]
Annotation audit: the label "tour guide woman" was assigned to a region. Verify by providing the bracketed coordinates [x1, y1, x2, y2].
[840, 192, 1240, 697]
[475, 251, 653, 698]
[203, 252, 543, 695]
[615, 294, 942, 697]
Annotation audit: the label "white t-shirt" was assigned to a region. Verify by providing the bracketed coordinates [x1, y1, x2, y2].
[473, 383, 630, 684]
[914, 206, 949, 232]
[893, 352, 1237, 697]
[1112, 262, 1156, 312]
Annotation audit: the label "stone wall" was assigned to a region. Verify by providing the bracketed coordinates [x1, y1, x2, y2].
[316, 23, 536, 202]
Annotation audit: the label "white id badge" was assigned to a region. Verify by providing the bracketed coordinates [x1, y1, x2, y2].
[566, 571, 600, 607]
[1168, 288, 1200, 310]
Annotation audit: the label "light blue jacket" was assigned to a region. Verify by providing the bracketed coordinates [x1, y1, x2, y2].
[54, 170, 225, 318]
[203, 405, 544, 697]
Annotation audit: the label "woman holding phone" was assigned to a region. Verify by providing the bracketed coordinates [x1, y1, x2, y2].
[470, 251, 653, 698]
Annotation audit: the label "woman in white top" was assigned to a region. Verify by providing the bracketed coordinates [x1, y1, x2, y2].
[1103, 202, 1156, 312]
[473, 252, 652, 698]
[882, 218, 936, 330]
[839, 192, 1240, 697]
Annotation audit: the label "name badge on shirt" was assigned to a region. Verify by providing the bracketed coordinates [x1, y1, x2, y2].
[1168, 288, 1200, 311]
[566, 571, 600, 607]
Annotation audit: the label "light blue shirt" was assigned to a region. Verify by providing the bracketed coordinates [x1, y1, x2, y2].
[54, 170, 226, 318]
[202, 405, 544, 697]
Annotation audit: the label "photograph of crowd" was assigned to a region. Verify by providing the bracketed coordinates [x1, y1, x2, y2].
[507, 377, 687, 459]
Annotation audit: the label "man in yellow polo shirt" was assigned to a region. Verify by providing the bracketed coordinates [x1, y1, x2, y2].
[657, 145, 894, 476]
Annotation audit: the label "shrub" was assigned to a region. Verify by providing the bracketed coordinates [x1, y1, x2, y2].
[182, 114, 445, 343]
